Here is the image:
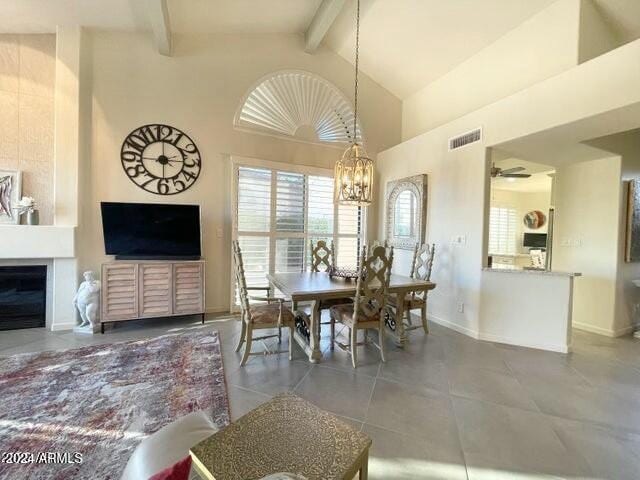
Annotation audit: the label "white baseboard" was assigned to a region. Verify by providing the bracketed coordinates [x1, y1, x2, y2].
[572, 321, 635, 338]
[427, 314, 569, 353]
[50, 322, 77, 332]
[428, 314, 479, 339]
[475, 331, 569, 354]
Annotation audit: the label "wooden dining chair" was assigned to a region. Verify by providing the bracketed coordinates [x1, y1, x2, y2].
[369, 239, 389, 253]
[387, 242, 435, 334]
[295, 240, 354, 336]
[309, 239, 336, 273]
[329, 245, 394, 368]
[232, 240, 295, 366]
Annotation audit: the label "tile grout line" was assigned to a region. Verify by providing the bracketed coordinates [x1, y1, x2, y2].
[361, 363, 381, 430]
[447, 390, 472, 480]
[292, 363, 315, 392]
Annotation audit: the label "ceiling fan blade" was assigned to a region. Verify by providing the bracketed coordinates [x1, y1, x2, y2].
[501, 173, 531, 178]
[500, 167, 525, 175]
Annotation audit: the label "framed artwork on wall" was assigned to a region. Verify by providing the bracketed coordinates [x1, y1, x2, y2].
[625, 179, 640, 262]
[0, 170, 22, 225]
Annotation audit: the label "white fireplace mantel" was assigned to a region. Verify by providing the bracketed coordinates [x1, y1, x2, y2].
[1, 225, 78, 331]
[1, 225, 75, 259]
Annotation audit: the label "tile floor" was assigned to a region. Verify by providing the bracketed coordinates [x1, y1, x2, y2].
[1, 315, 640, 479]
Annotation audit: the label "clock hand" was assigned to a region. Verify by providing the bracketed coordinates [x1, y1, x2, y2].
[163, 163, 165, 178]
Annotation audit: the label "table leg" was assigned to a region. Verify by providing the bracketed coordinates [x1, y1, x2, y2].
[309, 300, 322, 363]
[394, 292, 407, 348]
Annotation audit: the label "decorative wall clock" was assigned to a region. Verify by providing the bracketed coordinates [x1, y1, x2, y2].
[121, 124, 201, 195]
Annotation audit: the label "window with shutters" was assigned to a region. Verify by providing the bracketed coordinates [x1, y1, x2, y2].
[233, 162, 366, 306]
[488, 206, 517, 255]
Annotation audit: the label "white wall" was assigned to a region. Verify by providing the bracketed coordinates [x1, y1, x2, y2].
[402, 0, 582, 141]
[479, 271, 575, 352]
[79, 31, 401, 314]
[376, 35, 640, 348]
[552, 156, 622, 336]
[586, 130, 640, 335]
[617, 134, 640, 335]
[401, 0, 628, 143]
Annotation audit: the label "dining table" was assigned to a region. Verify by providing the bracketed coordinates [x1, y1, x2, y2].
[267, 271, 436, 363]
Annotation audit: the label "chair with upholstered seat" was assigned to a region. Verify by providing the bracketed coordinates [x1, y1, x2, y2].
[329, 245, 394, 368]
[387, 242, 435, 334]
[232, 241, 295, 366]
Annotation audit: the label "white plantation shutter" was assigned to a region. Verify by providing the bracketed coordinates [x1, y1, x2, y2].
[338, 204, 361, 235]
[337, 204, 363, 266]
[337, 237, 360, 267]
[276, 172, 305, 232]
[235, 236, 270, 304]
[233, 163, 365, 308]
[489, 206, 517, 255]
[308, 176, 334, 235]
[276, 238, 305, 273]
[237, 168, 271, 232]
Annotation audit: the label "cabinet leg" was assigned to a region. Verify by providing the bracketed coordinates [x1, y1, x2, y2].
[101, 322, 105, 334]
[201, 313, 205, 324]
[359, 452, 369, 479]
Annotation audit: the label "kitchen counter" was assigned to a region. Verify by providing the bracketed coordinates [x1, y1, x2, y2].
[483, 266, 581, 277]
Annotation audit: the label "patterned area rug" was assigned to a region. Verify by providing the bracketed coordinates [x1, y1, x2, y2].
[0, 330, 229, 480]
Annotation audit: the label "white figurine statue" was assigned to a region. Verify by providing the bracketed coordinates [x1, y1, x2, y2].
[73, 271, 101, 333]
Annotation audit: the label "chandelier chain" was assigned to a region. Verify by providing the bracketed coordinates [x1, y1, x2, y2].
[353, 0, 360, 144]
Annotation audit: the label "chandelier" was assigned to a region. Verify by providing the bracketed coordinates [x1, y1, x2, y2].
[334, 0, 373, 207]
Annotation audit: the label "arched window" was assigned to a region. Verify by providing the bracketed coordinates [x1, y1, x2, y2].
[234, 70, 363, 145]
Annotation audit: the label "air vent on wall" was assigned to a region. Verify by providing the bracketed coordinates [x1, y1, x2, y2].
[449, 128, 482, 151]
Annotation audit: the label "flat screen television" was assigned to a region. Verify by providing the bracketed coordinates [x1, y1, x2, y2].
[101, 202, 201, 260]
[523, 232, 547, 249]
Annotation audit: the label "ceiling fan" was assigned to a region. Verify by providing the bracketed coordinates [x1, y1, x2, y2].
[490, 164, 531, 178]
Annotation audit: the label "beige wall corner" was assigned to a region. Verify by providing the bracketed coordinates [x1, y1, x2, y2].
[401, 0, 582, 141]
[578, 0, 623, 64]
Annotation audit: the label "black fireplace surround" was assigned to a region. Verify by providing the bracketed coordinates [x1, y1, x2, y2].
[0, 266, 47, 330]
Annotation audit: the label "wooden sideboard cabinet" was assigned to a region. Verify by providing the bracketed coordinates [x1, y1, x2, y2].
[101, 260, 205, 332]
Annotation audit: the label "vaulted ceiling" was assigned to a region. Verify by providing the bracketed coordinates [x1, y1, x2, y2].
[1, 0, 639, 100]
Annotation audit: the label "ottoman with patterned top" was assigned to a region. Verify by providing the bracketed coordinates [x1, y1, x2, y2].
[190, 393, 371, 480]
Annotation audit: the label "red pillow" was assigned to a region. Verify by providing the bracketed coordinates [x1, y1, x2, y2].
[149, 456, 192, 480]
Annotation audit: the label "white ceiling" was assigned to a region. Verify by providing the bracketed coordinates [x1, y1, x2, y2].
[592, 0, 640, 43]
[492, 156, 554, 193]
[0, 0, 322, 34]
[167, 0, 322, 35]
[0, 0, 149, 33]
[325, 0, 559, 99]
[1, 0, 639, 100]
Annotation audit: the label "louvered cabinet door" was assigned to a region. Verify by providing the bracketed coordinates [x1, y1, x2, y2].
[173, 263, 204, 314]
[139, 264, 172, 318]
[102, 263, 138, 321]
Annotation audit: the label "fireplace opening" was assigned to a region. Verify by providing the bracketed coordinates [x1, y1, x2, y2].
[0, 266, 47, 330]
